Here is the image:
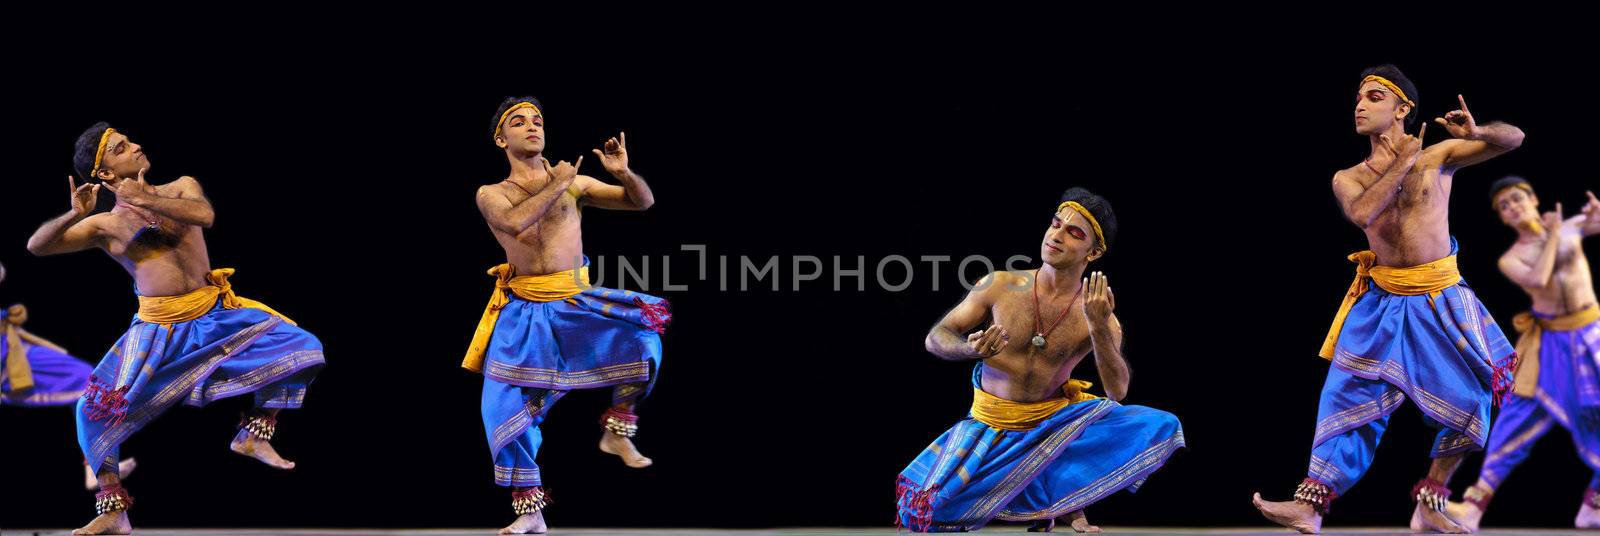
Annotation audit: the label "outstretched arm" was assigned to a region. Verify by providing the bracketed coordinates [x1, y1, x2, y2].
[579, 132, 655, 210]
[1433, 94, 1524, 169]
[926, 272, 1010, 361]
[27, 176, 105, 256]
[1573, 191, 1600, 238]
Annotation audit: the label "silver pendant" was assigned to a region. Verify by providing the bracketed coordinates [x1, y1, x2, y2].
[1031, 334, 1047, 348]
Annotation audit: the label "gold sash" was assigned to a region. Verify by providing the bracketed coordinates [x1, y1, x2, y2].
[4, 304, 35, 395]
[1320, 252, 1461, 359]
[461, 263, 591, 372]
[1510, 304, 1600, 397]
[969, 379, 1101, 431]
[136, 268, 293, 327]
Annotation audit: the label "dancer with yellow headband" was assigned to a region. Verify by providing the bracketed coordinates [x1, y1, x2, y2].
[894, 188, 1184, 532]
[469, 96, 666, 535]
[1443, 178, 1600, 531]
[26, 122, 326, 536]
[1252, 64, 1525, 534]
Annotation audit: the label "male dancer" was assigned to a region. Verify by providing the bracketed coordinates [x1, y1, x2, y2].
[28, 123, 326, 535]
[1, 261, 137, 489]
[465, 97, 668, 534]
[1444, 178, 1600, 531]
[1252, 64, 1525, 533]
[894, 188, 1185, 533]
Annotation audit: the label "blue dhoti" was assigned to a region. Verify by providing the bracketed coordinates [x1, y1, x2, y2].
[76, 272, 325, 472]
[1307, 240, 1515, 498]
[466, 262, 670, 488]
[895, 365, 1185, 532]
[1475, 307, 1600, 498]
[2, 305, 92, 407]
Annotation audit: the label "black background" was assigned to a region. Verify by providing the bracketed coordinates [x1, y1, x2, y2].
[1, 19, 1593, 530]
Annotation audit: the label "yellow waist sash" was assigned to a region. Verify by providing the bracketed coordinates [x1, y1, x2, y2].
[461, 263, 592, 372]
[1319, 251, 1461, 359]
[4, 304, 35, 395]
[1510, 304, 1600, 397]
[136, 268, 294, 327]
[970, 379, 1100, 431]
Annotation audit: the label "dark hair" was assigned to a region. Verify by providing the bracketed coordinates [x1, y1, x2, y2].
[1358, 64, 1419, 125]
[1059, 187, 1117, 252]
[490, 96, 544, 140]
[72, 121, 114, 182]
[1489, 175, 1533, 204]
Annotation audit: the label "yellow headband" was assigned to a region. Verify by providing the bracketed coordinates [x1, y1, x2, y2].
[1362, 75, 1415, 108]
[90, 127, 117, 178]
[1491, 183, 1534, 208]
[494, 102, 543, 140]
[1057, 201, 1107, 252]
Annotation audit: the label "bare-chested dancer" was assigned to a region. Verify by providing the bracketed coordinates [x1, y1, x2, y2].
[1444, 178, 1600, 532]
[463, 97, 670, 534]
[893, 187, 1184, 532]
[28, 123, 325, 535]
[1252, 64, 1524, 534]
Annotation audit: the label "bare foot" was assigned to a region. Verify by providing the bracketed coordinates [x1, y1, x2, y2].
[599, 432, 652, 468]
[1066, 510, 1102, 533]
[1576, 501, 1600, 529]
[499, 511, 548, 534]
[83, 459, 139, 490]
[1444, 500, 1484, 533]
[72, 510, 131, 535]
[230, 430, 296, 469]
[1253, 492, 1322, 534]
[1411, 503, 1469, 534]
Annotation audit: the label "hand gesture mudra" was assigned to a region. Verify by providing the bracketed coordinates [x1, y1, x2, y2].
[541, 155, 585, 188]
[1376, 123, 1427, 173]
[108, 167, 156, 207]
[1082, 271, 1115, 326]
[1435, 94, 1481, 140]
[1580, 191, 1600, 235]
[68, 175, 100, 217]
[1543, 201, 1566, 236]
[967, 324, 1010, 359]
[591, 132, 629, 177]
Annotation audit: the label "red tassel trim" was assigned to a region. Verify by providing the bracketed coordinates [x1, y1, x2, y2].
[895, 475, 939, 532]
[635, 297, 671, 334]
[1490, 352, 1520, 408]
[1586, 488, 1600, 510]
[82, 378, 131, 427]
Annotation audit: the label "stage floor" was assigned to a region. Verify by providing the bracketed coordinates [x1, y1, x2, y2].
[3, 529, 1593, 535]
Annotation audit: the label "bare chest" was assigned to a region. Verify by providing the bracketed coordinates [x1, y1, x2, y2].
[992, 289, 1092, 362]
